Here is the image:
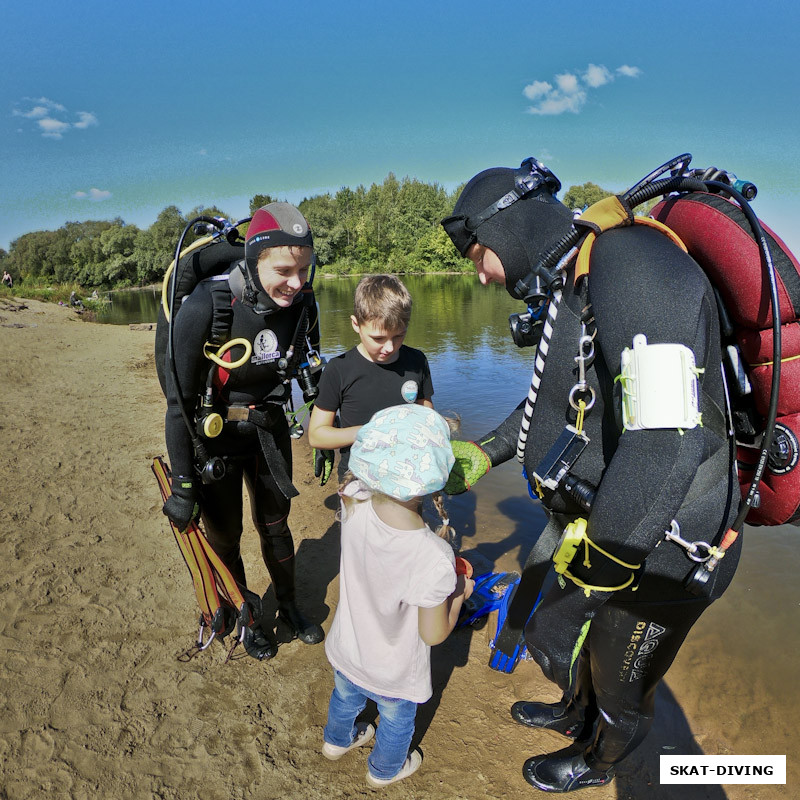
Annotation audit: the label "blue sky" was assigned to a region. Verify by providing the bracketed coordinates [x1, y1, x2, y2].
[2, 0, 800, 254]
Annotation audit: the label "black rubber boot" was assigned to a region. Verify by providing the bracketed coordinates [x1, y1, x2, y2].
[522, 747, 615, 793]
[242, 623, 278, 660]
[510, 700, 584, 739]
[278, 602, 324, 645]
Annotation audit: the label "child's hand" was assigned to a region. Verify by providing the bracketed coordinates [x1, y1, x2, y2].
[456, 573, 475, 601]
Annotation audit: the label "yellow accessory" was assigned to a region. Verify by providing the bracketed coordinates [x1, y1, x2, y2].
[161, 234, 215, 322]
[574, 202, 687, 285]
[203, 337, 253, 370]
[553, 517, 642, 597]
[201, 413, 224, 438]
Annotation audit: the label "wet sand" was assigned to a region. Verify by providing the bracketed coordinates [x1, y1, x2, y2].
[0, 297, 795, 799]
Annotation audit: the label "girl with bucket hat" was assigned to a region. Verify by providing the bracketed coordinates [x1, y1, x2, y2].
[320, 404, 474, 788]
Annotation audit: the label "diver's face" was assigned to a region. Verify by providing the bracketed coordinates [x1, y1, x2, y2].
[466, 243, 506, 287]
[256, 246, 312, 307]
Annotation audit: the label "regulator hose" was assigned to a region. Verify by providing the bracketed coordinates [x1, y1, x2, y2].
[702, 180, 782, 532]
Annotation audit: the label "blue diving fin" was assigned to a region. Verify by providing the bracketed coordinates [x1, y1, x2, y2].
[457, 570, 520, 629]
[488, 572, 542, 673]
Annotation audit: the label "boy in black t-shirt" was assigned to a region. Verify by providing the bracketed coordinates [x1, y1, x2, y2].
[309, 275, 434, 478]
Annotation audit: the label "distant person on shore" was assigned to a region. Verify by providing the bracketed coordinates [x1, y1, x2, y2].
[308, 275, 434, 484]
[69, 291, 84, 310]
[321, 404, 473, 788]
[2, 270, 12, 289]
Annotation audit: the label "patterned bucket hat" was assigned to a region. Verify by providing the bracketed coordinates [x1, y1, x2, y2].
[349, 405, 455, 501]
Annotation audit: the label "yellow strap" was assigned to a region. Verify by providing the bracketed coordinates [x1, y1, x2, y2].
[578, 195, 632, 230]
[574, 215, 688, 285]
[562, 568, 637, 598]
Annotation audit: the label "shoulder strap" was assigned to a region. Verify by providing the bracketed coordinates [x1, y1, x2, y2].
[575, 214, 688, 285]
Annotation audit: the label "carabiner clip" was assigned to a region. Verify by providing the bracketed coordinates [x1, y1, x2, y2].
[569, 330, 596, 411]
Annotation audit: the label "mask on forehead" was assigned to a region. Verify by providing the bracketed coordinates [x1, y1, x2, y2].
[442, 159, 574, 298]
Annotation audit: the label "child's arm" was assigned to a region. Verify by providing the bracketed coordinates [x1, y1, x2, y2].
[417, 573, 474, 646]
[416, 398, 434, 409]
[308, 405, 362, 450]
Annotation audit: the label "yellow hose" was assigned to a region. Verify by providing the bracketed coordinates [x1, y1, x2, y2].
[203, 338, 252, 369]
[161, 235, 215, 321]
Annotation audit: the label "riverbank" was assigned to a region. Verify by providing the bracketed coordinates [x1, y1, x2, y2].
[0, 297, 794, 800]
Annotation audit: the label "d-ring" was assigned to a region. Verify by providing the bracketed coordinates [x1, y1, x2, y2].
[569, 384, 596, 411]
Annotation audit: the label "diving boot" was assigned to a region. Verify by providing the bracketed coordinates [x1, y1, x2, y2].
[277, 602, 324, 645]
[522, 747, 615, 793]
[242, 623, 278, 660]
[510, 699, 584, 739]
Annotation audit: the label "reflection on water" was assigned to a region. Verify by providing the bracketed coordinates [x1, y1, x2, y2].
[104, 276, 799, 771]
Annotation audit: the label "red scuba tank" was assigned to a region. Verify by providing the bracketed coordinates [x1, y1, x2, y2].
[651, 192, 800, 525]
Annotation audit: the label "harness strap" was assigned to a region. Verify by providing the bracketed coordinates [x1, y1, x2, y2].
[574, 196, 688, 285]
[226, 407, 299, 499]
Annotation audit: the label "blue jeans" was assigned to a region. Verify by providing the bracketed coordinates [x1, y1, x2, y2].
[323, 670, 418, 780]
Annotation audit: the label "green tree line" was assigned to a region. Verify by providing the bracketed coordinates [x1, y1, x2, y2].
[0, 177, 624, 292]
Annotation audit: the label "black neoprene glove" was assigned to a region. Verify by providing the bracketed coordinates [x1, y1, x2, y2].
[162, 476, 200, 531]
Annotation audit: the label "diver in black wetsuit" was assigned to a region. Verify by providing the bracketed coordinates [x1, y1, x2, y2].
[442, 162, 740, 791]
[162, 202, 325, 660]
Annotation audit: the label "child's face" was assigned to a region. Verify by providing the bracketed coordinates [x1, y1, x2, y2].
[352, 318, 407, 364]
[256, 246, 312, 308]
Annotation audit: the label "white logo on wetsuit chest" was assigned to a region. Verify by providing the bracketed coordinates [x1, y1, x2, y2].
[251, 329, 281, 365]
[401, 380, 418, 403]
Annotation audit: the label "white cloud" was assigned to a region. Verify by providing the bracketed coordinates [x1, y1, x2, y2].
[584, 64, 613, 88]
[73, 188, 112, 202]
[39, 118, 71, 139]
[524, 63, 642, 115]
[523, 80, 553, 100]
[555, 72, 581, 94]
[73, 111, 98, 129]
[12, 97, 98, 138]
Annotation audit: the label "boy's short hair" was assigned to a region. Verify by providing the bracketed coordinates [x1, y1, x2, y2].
[353, 274, 412, 331]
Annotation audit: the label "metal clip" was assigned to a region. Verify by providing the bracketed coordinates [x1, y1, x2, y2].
[663, 520, 713, 563]
[569, 326, 596, 411]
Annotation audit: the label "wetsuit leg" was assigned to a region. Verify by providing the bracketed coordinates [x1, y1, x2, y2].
[243, 422, 296, 603]
[583, 597, 712, 770]
[198, 459, 247, 586]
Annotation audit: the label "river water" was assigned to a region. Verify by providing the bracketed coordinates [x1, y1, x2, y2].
[101, 276, 798, 781]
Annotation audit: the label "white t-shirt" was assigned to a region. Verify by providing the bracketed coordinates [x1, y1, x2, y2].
[325, 482, 457, 703]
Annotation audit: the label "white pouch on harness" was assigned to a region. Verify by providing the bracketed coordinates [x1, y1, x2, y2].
[619, 334, 701, 431]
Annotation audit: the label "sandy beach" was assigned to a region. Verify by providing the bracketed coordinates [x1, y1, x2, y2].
[0, 296, 795, 800]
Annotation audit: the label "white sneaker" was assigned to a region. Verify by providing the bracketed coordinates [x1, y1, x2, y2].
[322, 723, 375, 760]
[366, 749, 423, 788]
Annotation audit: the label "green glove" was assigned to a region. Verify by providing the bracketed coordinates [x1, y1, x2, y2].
[444, 440, 491, 495]
[313, 448, 335, 486]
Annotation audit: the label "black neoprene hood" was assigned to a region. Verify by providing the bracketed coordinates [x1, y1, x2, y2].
[443, 167, 574, 297]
